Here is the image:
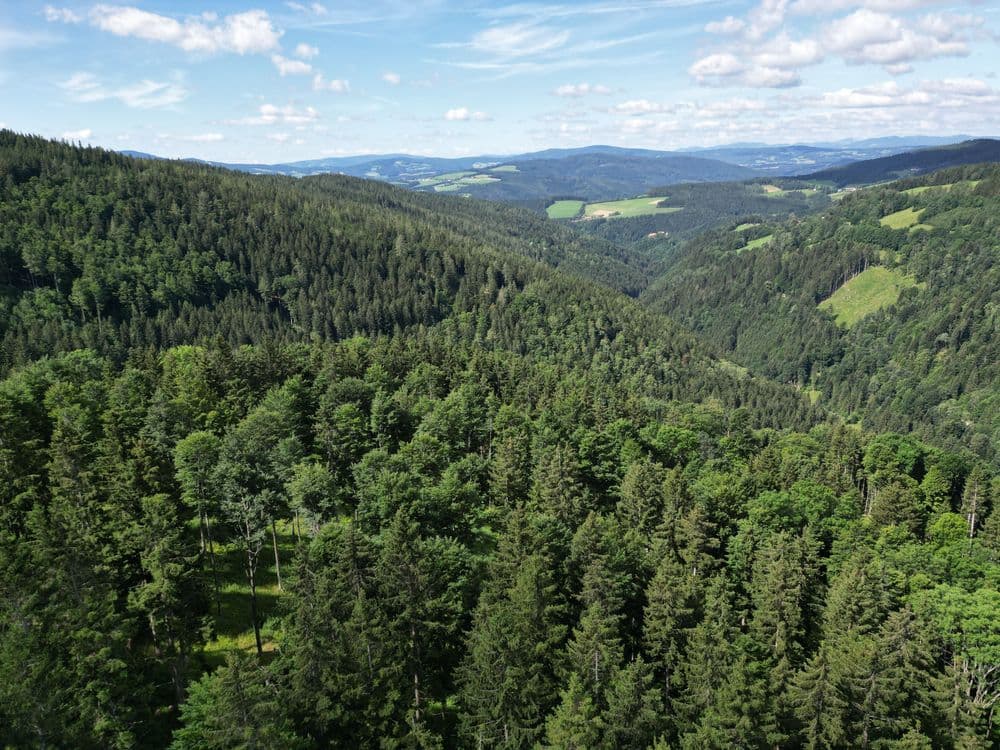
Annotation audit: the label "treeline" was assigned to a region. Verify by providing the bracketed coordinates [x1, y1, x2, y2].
[1, 339, 997, 747]
[642, 163, 1000, 457]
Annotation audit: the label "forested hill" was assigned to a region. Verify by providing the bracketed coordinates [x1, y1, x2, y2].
[642, 162, 1000, 457]
[1, 133, 999, 749]
[800, 138, 1000, 187]
[0, 131, 811, 424]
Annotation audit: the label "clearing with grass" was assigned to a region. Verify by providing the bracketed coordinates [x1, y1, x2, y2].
[582, 196, 683, 219]
[739, 234, 773, 252]
[880, 206, 925, 229]
[546, 199, 585, 219]
[818, 266, 921, 327]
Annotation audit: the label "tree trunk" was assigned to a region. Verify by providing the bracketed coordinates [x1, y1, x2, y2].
[271, 519, 282, 591]
[248, 561, 263, 656]
[206, 515, 221, 618]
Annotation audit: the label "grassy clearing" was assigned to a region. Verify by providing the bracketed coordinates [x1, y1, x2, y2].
[583, 197, 683, 219]
[735, 223, 760, 232]
[804, 388, 822, 405]
[490, 165, 519, 172]
[433, 183, 462, 192]
[761, 184, 782, 194]
[456, 174, 500, 185]
[902, 179, 980, 196]
[818, 266, 920, 327]
[546, 200, 585, 219]
[201, 521, 298, 667]
[739, 234, 774, 252]
[880, 206, 924, 229]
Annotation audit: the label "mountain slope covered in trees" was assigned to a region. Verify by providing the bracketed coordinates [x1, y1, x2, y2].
[642, 163, 1000, 457]
[800, 139, 1000, 187]
[1, 133, 998, 749]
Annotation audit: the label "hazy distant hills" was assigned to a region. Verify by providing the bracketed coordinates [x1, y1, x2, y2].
[800, 138, 1000, 186]
[123, 135, 997, 204]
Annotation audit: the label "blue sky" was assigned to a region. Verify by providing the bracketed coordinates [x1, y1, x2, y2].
[2, 0, 998, 161]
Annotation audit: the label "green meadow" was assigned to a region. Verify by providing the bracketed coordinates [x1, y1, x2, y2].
[546, 199, 585, 219]
[583, 196, 683, 219]
[880, 206, 925, 229]
[818, 266, 921, 327]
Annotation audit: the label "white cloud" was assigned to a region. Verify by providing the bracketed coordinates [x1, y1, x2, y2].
[468, 22, 569, 58]
[286, 1, 328, 14]
[611, 99, 669, 114]
[693, 2, 981, 89]
[791, 0, 952, 14]
[86, 6, 282, 55]
[294, 43, 319, 59]
[62, 128, 92, 140]
[745, 0, 789, 41]
[312, 74, 350, 92]
[818, 77, 998, 108]
[444, 107, 490, 121]
[690, 53, 745, 79]
[228, 103, 320, 126]
[553, 82, 612, 97]
[705, 16, 745, 34]
[753, 35, 823, 69]
[382, 71, 401, 85]
[180, 133, 224, 142]
[43, 5, 81, 23]
[272, 54, 312, 76]
[267, 132, 290, 142]
[60, 72, 187, 108]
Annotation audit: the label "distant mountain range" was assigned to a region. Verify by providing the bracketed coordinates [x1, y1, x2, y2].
[799, 138, 1000, 186]
[119, 135, 997, 204]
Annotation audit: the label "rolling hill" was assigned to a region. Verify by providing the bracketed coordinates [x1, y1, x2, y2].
[641, 162, 1000, 456]
[800, 138, 1000, 187]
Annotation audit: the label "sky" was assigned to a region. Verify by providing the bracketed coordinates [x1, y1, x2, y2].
[1, 0, 998, 162]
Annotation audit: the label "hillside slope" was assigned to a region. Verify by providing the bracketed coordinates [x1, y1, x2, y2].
[0, 131, 812, 426]
[642, 163, 1000, 455]
[801, 138, 1000, 186]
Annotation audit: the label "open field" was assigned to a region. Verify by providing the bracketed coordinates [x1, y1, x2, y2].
[880, 206, 925, 229]
[546, 199, 585, 219]
[818, 266, 921, 327]
[490, 165, 519, 172]
[734, 222, 760, 231]
[583, 196, 683, 219]
[739, 234, 774, 252]
[902, 179, 980, 196]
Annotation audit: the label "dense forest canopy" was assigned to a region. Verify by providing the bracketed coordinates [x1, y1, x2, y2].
[643, 163, 1000, 459]
[0, 133, 998, 749]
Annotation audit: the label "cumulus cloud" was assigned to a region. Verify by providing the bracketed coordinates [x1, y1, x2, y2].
[60, 71, 188, 108]
[693, 0, 982, 88]
[77, 5, 282, 55]
[705, 16, 745, 34]
[818, 77, 998, 108]
[272, 54, 312, 76]
[444, 107, 490, 121]
[228, 103, 320, 126]
[610, 99, 670, 114]
[43, 5, 81, 23]
[553, 82, 611, 97]
[822, 9, 974, 66]
[293, 42, 318, 59]
[382, 71, 401, 85]
[312, 74, 350, 92]
[62, 128, 92, 140]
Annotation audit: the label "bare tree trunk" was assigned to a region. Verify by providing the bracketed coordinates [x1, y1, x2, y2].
[206, 515, 221, 618]
[271, 519, 282, 591]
